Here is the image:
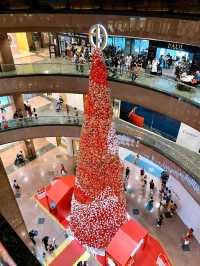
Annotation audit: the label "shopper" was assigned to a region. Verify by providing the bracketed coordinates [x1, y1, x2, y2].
[13, 179, 20, 194]
[28, 230, 38, 245]
[140, 168, 145, 177]
[52, 238, 57, 249]
[74, 54, 79, 72]
[149, 179, 155, 194]
[42, 236, 49, 251]
[131, 66, 137, 81]
[13, 110, 19, 119]
[170, 203, 177, 216]
[124, 167, 130, 192]
[135, 153, 140, 165]
[141, 175, 147, 198]
[48, 243, 54, 254]
[181, 228, 194, 250]
[146, 196, 154, 211]
[27, 104, 33, 118]
[125, 167, 130, 179]
[161, 170, 169, 188]
[33, 107, 38, 119]
[60, 163, 67, 175]
[157, 214, 164, 227]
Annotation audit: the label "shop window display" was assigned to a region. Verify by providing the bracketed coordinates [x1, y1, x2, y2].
[120, 101, 181, 141]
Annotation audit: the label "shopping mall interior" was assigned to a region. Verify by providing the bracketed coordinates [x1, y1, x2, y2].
[0, 1, 200, 266]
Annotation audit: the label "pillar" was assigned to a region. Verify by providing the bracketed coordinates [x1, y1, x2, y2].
[72, 139, 79, 172]
[0, 157, 31, 247]
[12, 93, 26, 116]
[56, 136, 61, 146]
[0, 33, 15, 72]
[23, 139, 36, 160]
[26, 32, 34, 51]
[12, 94, 37, 161]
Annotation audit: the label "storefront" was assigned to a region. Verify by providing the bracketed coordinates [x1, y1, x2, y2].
[120, 101, 181, 141]
[108, 36, 149, 57]
[31, 32, 49, 51]
[147, 40, 200, 77]
[8, 33, 30, 59]
[0, 96, 11, 106]
[50, 33, 89, 57]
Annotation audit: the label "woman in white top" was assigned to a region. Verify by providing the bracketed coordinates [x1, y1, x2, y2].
[151, 58, 158, 74]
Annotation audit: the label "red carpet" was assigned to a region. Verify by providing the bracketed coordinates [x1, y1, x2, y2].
[49, 240, 85, 266]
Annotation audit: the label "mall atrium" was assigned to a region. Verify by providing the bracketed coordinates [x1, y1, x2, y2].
[0, 1, 200, 266]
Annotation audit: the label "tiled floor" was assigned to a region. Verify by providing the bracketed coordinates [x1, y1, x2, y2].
[1, 48, 200, 107]
[2, 139, 74, 265]
[1, 138, 200, 265]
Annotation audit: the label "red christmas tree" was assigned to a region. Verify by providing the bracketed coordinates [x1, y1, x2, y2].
[70, 49, 127, 248]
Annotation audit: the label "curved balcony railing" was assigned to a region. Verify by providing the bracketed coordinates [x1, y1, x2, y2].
[0, 62, 200, 108]
[0, 115, 83, 130]
[0, 115, 200, 190]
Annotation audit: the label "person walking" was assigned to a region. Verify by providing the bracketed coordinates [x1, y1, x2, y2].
[42, 236, 49, 251]
[13, 179, 20, 195]
[28, 230, 38, 245]
[124, 167, 130, 192]
[181, 228, 194, 250]
[33, 107, 38, 119]
[157, 214, 164, 227]
[60, 163, 67, 175]
[146, 196, 154, 211]
[125, 167, 130, 179]
[142, 175, 147, 189]
[149, 179, 155, 194]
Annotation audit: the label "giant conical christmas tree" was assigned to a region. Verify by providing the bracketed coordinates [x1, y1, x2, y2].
[70, 49, 127, 248]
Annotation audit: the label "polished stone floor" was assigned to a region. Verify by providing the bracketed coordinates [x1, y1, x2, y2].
[0, 138, 200, 265]
[1, 48, 200, 107]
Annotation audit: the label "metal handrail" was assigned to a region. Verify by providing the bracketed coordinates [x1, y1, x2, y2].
[0, 115, 83, 131]
[0, 62, 199, 107]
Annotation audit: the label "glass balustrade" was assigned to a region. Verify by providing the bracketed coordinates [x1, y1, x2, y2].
[0, 62, 200, 107]
[0, 115, 83, 131]
[0, 115, 199, 185]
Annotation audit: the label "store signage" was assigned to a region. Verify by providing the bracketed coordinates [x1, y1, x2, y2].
[89, 24, 108, 50]
[168, 42, 183, 50]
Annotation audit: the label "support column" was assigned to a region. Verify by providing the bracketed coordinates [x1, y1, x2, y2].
[0, 33, 15, 72]
[12, 93, 26, 116]
[12, 94, 37, 160]
[23, 139, 36, 160]
[0, 157, 30, 246]
[83, 94, 86, 112]
[72, 139, 79, 173]
[56, 137, 61, 146]
[26, 32, 34, 51]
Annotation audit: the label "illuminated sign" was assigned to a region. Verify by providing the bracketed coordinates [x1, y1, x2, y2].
[89, 24, 108, 50]
[168, 42, 183, 50]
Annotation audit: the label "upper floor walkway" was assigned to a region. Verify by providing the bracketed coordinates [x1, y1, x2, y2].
[1, 59, 200, 108]
[0, 114, 200, 193]
[1, 55, 200, 131]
